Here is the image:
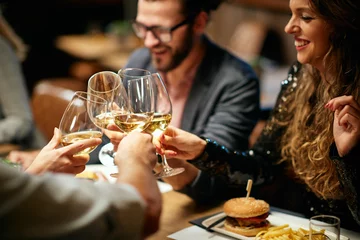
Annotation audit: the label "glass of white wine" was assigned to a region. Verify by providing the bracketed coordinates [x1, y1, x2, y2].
[113, 68, 154, 133]
[109, 68, 154, 178]
[87, 71, 124, 166]
[88, 71, 123, 128]
[146, 73, 185, 178]
[59, 91, 107, 155]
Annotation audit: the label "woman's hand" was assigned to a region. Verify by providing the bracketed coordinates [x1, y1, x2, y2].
[159, 126, 207, 160]
[26, 128, 102, 175]
[326, 95, 360, 157]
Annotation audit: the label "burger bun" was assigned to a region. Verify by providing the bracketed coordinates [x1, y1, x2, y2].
[224, 197, 269, 218]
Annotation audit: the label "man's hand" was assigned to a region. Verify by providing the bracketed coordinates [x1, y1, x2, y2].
[115, 132, 161, 238]
[115, 131, 157, 167]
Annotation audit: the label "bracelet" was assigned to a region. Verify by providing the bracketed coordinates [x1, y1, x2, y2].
[192, 137, 211, 162]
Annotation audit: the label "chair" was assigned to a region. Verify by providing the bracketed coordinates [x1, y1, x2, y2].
[31, 78, 87, 141]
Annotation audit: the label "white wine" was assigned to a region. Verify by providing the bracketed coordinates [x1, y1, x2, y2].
[94, 112, 114, 128]
[61, 130, 102, 155]
[145, 113, 172, 137]
[114, 113, 152, 133]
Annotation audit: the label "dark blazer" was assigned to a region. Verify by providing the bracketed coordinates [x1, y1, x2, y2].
[125, 36, 260, 150]
[125, 36, 260, 203]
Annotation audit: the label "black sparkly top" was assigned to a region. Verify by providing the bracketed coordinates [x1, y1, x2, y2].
[190, 63, 360, 231]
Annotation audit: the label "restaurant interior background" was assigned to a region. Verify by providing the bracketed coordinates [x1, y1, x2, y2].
[2, 0, 296, 142]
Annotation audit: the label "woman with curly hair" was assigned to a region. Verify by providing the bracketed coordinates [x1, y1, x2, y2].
[159, 0, 360, 231]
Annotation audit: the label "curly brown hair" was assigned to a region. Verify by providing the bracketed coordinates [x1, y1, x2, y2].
[280, 0, 360, 200]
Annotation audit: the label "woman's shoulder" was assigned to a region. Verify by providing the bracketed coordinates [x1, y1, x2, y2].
[279, 62, 301, 89]
[286, 61, 301, 79]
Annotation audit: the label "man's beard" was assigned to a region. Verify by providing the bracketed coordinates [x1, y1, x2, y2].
[152, 28, 194, 72]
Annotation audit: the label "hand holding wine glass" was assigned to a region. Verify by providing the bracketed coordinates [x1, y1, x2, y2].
[25, 127, 101, 175]
[157, 125, 207, 160]
[146, 73, 185, 178]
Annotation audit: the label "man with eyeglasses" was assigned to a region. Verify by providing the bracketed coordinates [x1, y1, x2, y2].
[126, 0, 260, 204]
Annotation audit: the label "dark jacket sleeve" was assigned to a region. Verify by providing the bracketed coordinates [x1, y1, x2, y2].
[330, 144, 360, 226]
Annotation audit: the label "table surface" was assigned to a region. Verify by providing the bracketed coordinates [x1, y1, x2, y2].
[81, 164, 360, 239]
[146, 190, 360, 240]
[83, 164, 223, 239]
[146, 190, 223, 240]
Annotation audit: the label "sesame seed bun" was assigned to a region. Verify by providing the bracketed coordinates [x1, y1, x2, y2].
[223, 197, 270, 218]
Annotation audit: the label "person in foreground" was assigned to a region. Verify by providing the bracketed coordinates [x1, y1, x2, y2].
[0, 130, 161, 239]
[159, 0, 360, 231]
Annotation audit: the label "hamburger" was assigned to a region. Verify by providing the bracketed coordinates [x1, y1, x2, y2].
[223, 197, 270, 237]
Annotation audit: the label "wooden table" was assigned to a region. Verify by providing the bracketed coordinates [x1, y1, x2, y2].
[150, 191, 360, 240]
[147, 191, 223, 240]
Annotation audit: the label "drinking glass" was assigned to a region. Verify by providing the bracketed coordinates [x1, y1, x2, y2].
[59, 91, 107, 155]
[309, 215, 340, 240]
[146, 73, 185, 178]
[109, 68, 154, 177]
[114, 68, 154, 133]
[87, 71, 123, 166]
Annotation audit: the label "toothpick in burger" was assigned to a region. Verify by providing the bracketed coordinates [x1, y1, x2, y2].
[223, 197, 270, 237]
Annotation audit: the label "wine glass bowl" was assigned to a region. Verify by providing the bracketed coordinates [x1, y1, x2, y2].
[88, 71, 123, 129]
[114, 68, 154, 134]
[87, 71, 125, 166]
[59, 91, 107, 155]
[106, 68, 155, 177]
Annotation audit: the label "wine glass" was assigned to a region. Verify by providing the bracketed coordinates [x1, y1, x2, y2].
[147, 73, 185, 178]
[113, 68, 153, 134]
[87, 71, 123, 166]
[309, 215, 340, 240]
[109, 68, 154, 177]
[59, 91, 107, 155]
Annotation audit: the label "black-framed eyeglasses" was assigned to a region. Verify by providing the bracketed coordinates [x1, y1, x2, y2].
[132, 18, 190, 43]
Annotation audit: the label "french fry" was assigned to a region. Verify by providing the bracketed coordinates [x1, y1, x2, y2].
[255, 224, 326, 240]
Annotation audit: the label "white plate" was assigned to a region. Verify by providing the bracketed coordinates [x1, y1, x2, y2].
[83, 164, 173, 193]
[202, 212, 349, 240]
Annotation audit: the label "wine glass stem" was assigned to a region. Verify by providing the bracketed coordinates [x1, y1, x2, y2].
[156, 138, 173, 171]
[161, 153, 173, 172]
